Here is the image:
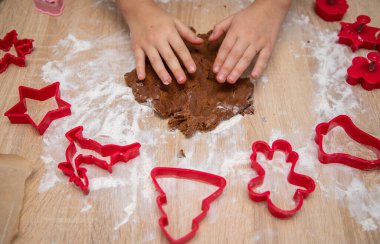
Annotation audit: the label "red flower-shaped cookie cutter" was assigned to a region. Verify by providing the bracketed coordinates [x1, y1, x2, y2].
[58, 126, 141, 194]
[314, 115, 380, 170]
[346, 52, 380, 90]
[338, 15, 380, 52]
[4, 82, 71, 135]
[151, 167, 226, 243]
[0, 30, 34, 73]
[248, 140, 316, 219]
[315, 0, 349, 22]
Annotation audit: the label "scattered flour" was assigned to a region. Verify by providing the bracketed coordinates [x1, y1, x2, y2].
[80, 200, 92, 213]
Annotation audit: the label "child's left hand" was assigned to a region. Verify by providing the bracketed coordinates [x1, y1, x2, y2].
[209, 0, 292, 84]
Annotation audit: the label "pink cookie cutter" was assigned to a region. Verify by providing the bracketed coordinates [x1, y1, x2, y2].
[33, 0, 64, 16]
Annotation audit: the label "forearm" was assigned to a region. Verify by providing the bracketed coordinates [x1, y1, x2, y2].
[116, 0, 154, 16]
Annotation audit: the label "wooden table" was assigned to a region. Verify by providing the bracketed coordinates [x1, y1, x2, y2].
[1, 0, 379, 243]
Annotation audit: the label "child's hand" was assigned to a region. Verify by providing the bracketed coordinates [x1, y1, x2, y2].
[209, 0, 291, 84]
[118, 0, 203, 85]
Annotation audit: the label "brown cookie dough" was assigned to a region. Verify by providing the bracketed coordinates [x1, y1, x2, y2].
[125, 31, 254, 137]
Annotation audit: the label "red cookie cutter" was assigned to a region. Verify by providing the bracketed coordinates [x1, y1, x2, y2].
[58, 126, 141, 194]
[338, 15, 380, 52]
[346, 52, 380, 91]
[33, 0, 64, 16]
[4, 82, 71, 135]
[315, 0, 349, 22]
[0, 30, 34, 73]
[314, 115, 380, 170]
[248, 140, 316, 219]
[151, 167, 226, 244]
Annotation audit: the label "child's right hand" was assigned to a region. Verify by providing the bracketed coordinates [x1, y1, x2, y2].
[118, 0, 203, 85]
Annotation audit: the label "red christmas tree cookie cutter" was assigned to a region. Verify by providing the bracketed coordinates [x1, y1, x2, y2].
[151, 167, 226, 244]
[314, 115, 380, 170]
[4, 82, 71, 135]
[0, 30, 34, 73]
[248, 140, 316, 219]
[315, 0, 349, 22]
[58, 126, 141, 194]
[346, 52, 380, 91]
[338, 15, 380, 52]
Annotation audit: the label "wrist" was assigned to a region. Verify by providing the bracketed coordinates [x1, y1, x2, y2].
[117, 0, 153, 15]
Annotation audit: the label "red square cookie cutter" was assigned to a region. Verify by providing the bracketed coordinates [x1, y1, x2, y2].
[248, 140, 316, 219]
[151, 167, 227, 244]
[338, 15, 380, 52]
[346, 52, 380, 91]
[314, 115, 380, 170]
[315, 0, 349, 22]
[0, 30, 34, 73]
[4, 82, 71, 135]
[58, 126, 141, 194]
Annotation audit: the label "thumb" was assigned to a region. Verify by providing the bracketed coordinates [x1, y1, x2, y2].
[209, 16, 233, 41]
[174, 20, 204, 44]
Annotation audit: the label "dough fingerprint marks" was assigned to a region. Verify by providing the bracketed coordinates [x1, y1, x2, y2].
[125, 32, 254, 137]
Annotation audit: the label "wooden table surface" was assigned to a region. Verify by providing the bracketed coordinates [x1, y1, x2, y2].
[1, 0, 380, 243]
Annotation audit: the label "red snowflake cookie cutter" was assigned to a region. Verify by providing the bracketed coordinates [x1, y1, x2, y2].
[346, 52, 380, 91]
[248, 140, 316, 219]
[0, 30, 34, 73]
[58, 126, 141, 194]
[4, 82, 71, 135]
[151, 167, 226, 244]
[315, 0, 349, 22]
[338, 15, 380, 52]
[314, 115, 380, 170]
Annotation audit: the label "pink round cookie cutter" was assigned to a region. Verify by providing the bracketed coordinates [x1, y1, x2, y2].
[33, 0, 64, 16]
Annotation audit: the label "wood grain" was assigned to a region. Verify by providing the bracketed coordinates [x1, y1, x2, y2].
[0, 0, 379, 243]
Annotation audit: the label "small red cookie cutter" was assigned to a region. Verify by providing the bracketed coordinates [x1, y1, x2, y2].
[33, 0, 64, 16]
[346, 52, 380, 91]
[0, 30, 34, 73]
[58, 126, 141, 194]
[248, 140, 316, 219]
[338, 15, 380, 52]
[314, 115, 380, 170]
[4, 82, 71, 135]
[151, 167, 226, 244]
[315, 0, 349, 22]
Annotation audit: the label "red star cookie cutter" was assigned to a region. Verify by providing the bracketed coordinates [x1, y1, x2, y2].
[0, 30, 34, 73]
[151, 167, 226, 244]
[315, 0, 349, 22]
[346, 52, 380, 91]
[314, 115, 380, 170]
[248, 140, 316, 219]
[4, 82, 71, 135]
[58, 126, 141, 194]
[338, 15, 380, 52]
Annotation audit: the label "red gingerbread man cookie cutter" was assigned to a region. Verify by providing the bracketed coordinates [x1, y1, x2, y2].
[314, 115, 380, 170]
[58, 126, 141, 194]
[248, 140, 316, 219]
[346, 52, 380, 91]
[0, 30, 34, 73]
[338, 15, 380, 52]
[151, 167, 226, 243]
[315, 0, 349, 22]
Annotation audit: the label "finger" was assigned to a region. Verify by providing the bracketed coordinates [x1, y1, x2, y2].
[134, 47, 146, 80]
[251, 47, 271, 79]
[174, 20, 203, 44]
[216, 39, 248, 83]
[157, 43, 187, 84]
[209, 16, 233, 41]
[227, 46, 257, 84]
[169, 34, 197, 74]
[145, 47, 172, 85]
[213, 32, 237, 74]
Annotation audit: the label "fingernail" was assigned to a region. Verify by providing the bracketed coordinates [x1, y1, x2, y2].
[227, 74, 236, 83]
[137, 73, 144, 80]
[217, 73, 225, 82]
[163, 77, 171, 85]
[213, 65, 220, 73]
[177, 75, 186, 83]
[189, 64, 196, 73]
